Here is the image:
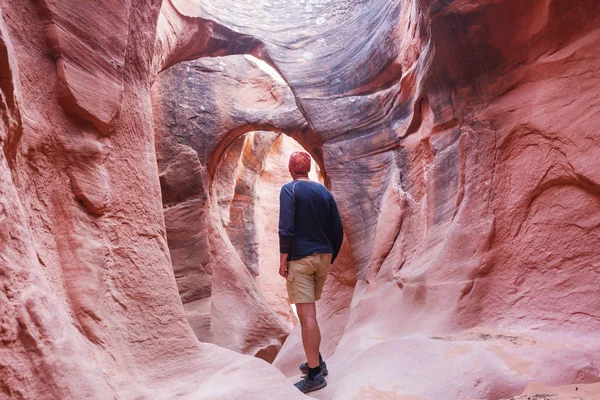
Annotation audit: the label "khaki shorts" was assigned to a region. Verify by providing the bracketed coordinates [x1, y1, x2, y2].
[286, 253, 332, 304]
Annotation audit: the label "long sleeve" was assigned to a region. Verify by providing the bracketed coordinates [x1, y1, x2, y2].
[329, 197, 343, 263]
[278, 185, 295, 254]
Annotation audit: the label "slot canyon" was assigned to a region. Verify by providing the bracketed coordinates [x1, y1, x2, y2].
[1, 0, 599, 399]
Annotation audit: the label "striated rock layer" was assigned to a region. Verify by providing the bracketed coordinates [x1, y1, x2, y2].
[215, 132, 320, 331]
[0, 0, 305, 399]
[157, 0, 600, 399]
[151, 54, 309, 360]
[1, 0, 600, 399]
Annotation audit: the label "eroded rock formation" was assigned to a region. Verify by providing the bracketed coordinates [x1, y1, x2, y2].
[155, 0, 600, 399]
[1, 0, 599, 399]
[151, 54, 309, 360]
[0, 0, 305, 398]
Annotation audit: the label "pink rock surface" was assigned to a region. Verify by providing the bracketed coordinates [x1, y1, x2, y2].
[254, 134, 323, 330]
[162, 0, 600, 398]
[151, 54, 315, 360]
[1, 0, 600, 399]
[215, 132, 311, 330]
[0, 0, 307, 398]
[37, 0, 129, 134]
[507, 382, 600, 400]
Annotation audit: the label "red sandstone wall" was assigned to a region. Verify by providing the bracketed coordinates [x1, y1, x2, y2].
[1, 0, 600, 399]
[155, 0, 600, 398]
[150, 55, 310, 360]
[0, 0, 305, 398]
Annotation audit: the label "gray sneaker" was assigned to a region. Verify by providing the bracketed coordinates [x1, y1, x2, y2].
[294, 372, 327, 393]
[299, 361, 328, 376]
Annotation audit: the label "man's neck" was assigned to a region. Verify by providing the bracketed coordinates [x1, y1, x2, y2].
[290, 171, 310, 181]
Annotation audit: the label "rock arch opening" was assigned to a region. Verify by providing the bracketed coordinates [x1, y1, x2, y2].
[213, 131, 324, 332]
[152, 52, 356, 365]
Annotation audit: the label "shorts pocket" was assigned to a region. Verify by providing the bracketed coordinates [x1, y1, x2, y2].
[287, 272, 294, 283]
[290, 259, 312, 276]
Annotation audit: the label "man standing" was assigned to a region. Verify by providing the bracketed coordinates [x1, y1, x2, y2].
[278, 151, 344, 394]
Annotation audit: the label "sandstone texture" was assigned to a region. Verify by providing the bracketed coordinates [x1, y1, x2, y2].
[1, 0, 600, 399]
[0, 0, 305, 398]
[151, 54, 310, 360]
[157, 0, 600, 399]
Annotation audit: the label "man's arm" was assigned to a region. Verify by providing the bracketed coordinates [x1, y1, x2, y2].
[330, 198, 343, 263]
[279, 253, 289, 278]
[278, 185, 295, 277]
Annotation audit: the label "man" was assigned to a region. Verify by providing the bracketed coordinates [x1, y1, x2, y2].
[278, 151, 344, 394]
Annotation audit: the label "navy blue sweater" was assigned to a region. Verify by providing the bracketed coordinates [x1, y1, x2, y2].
[279, 180, 344, 263]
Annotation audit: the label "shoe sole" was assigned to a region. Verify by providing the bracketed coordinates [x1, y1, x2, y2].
[301, 379, 327, 394]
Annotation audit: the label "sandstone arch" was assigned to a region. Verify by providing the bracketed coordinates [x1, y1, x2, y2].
[151, 51, 357, 362]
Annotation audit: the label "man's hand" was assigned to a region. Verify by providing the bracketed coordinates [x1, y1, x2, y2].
[279, 253, 288, 278]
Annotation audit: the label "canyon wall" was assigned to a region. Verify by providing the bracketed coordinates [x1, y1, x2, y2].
[1, 0, 599, 399]
[0, 0, 305, 398]
[158, 0, 600, 399]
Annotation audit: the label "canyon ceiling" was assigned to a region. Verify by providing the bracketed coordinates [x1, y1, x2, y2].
[1, 0, 599, 399]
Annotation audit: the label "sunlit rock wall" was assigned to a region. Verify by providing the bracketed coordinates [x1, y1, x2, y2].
[214, 132, 320, 331]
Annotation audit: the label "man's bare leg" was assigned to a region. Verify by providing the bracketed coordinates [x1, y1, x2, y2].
[296, 302, 321, 368]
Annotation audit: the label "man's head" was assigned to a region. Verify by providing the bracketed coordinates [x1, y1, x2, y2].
[288, 151, 311, 179]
